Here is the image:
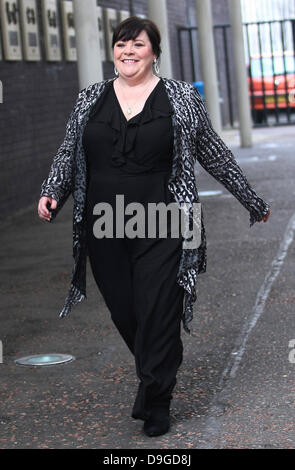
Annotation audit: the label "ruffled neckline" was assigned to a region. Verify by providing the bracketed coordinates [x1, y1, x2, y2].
[88, 78, 174, 167]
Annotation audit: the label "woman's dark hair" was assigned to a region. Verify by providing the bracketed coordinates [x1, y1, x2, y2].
[112, 16, 162, 58]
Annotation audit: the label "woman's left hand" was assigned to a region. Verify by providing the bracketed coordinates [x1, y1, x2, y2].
[258, 208, 271, 223]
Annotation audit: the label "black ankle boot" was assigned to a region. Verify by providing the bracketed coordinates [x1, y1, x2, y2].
[143, 414, 170, 437]
[132, 409, 149, 420]
[143, 405, 171, 437]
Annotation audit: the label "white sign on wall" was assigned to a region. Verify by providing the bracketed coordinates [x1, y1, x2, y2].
[61, 0, 76, 61]
[41, 0, 61, 61]
[96, 5, 106, 62]
[19, 0, 41, 61]
[103, 7, 118, 61]
[0, 0, 22, 60]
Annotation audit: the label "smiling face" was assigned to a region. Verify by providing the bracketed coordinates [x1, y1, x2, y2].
[113, 29, 157, 82]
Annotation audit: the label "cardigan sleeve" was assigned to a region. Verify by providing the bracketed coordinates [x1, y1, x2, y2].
[39, 87, 87, 219]
[190, 86, 270, 227]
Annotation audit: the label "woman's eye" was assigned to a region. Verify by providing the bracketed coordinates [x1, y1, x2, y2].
[116, 42, 143, 47]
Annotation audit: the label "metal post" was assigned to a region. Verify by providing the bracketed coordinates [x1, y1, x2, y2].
[257, 22, 268, 125]
[177, 28, 185, 81]
[292, 19, 295, 52]
[222, 25, 234, 127]
[189, 29, 196, 82]
[228, 0, 252, 147]
[73, 0, 103, 90]
[129, 0, 134, 16]
[269, 21, 280, 124]
[147, 0, 173, 78]
[195, 0, 222, 134]
[280, 20, 291, 122]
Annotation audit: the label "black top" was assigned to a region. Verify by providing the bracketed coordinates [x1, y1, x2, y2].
[82, 78, 175, 177]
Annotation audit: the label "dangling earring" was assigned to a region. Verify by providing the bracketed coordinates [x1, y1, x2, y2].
[114, 66, 119, 77]
[153, 58, 160, 76]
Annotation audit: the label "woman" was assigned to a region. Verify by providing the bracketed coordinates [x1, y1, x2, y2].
[37, 16, 270, 437]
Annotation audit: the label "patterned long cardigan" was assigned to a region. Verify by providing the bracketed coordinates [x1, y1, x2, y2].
[40, 77, 270, 334]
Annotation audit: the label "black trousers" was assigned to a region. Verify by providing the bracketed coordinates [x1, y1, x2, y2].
[86, 220, 184, 420]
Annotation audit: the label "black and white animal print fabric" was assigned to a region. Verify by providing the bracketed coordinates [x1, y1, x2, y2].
[40, 77, 270, 334]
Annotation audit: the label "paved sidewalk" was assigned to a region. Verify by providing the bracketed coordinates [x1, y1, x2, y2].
[1, 125, 295, 449]
[220, 122, 295, 147]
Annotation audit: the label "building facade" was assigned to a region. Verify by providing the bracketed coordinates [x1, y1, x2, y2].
[0, 0, 231, 219]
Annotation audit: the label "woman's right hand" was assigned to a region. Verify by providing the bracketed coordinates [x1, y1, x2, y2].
[38, 196, 58, 222]
[257, 208, 271, 223]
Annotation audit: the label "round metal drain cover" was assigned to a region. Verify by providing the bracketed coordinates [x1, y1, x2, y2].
[14, 353, 75, 366]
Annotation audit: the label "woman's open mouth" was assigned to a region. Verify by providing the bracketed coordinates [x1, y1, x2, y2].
[121, 60, 138, 64]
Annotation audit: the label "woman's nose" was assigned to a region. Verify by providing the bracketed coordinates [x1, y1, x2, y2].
[124, 43, 134, 54]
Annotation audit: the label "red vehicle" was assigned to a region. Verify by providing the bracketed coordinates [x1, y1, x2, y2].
[247, 52, 295, 123]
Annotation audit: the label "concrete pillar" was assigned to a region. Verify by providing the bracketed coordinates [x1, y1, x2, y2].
[195, 0, 222, 134]
[228, 0, 252, 147]
[73, 0, 103, 90]
[147, 0, 173, 78]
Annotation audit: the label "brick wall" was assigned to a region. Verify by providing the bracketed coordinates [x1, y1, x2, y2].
[0, 0, 80, 219]
[0, 0, 233, 220]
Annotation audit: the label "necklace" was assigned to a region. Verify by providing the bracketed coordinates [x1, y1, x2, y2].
[117, 77, 157, 117]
